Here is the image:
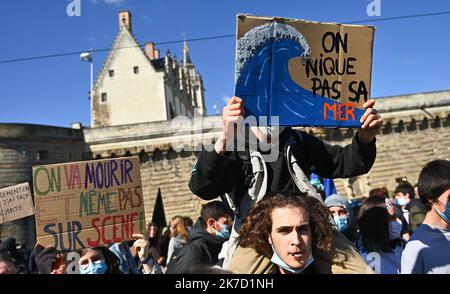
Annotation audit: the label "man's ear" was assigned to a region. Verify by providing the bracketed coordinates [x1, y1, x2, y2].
[268, 234, 273, 246]
[206, 218, 216, 230]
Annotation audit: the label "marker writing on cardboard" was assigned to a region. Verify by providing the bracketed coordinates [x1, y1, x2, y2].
[34, 159, 134, 196]
[84, 159, 134, 190]
[302, 31, 369, 122]
[42, 210, 145, 251]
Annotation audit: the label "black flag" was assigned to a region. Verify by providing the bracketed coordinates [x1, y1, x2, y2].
[151, 188, 167, 229]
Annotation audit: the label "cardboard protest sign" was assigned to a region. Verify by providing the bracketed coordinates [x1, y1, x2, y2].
[33, 156, 146, 251]
[235, 14, 375, 127]
[0, 183, 35, 224]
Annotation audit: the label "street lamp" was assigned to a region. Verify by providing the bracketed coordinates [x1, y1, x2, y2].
[80, 51, 93, 127]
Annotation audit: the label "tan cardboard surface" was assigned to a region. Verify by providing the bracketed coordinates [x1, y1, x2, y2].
[33, 156, 146, 251]
[0, 182, 35, 224]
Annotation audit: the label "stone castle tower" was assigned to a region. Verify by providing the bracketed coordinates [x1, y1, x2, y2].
[92, 11, 206, 128]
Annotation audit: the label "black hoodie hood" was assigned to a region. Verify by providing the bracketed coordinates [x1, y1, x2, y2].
[189, 217, 224, 250]
[166, 217, 225, 273]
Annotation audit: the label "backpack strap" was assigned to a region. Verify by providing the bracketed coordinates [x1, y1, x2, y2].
[237, 149, 254, 190]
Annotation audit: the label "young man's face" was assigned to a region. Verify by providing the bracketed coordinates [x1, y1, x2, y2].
[213, 216, 229, 231]
[207, 216, 230, 235]
[269, 206, 312, 271]
[395, 192, 411, 205]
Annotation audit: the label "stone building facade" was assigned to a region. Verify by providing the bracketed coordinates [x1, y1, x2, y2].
[92, 11, 206, 128]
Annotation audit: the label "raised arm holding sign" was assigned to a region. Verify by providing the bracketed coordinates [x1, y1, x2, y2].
[189, 14, 382, 273]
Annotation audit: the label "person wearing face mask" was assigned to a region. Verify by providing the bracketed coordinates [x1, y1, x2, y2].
[355, 196, 406, 274]
[189, 96, 382, 273]
[165, 201, 232, 274]
[394, 181, 426, 233]
[237, 192, 334, 274]
[78, 247, 122, 274]
[401, 160, 450, 274]
[325, 194, 357, 242]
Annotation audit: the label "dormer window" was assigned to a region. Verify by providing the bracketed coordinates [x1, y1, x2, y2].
[109, 70, 115, 77]
[133, 66, 139, 74]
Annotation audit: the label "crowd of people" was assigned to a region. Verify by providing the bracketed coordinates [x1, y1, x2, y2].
[0, 164, 448, 275]
[0, 162, 449, 275]
[0, 96, 449, 275]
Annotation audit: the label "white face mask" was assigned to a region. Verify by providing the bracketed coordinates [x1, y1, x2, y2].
[396, 197, 409, 207]
[270, 245, 314, 274]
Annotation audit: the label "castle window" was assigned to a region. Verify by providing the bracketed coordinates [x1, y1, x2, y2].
[109, 70, 115, 77]
[101, 93, 107, 102]
[133, 66, 139, 74]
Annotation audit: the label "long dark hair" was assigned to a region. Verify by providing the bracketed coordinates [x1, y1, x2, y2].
[147, 222, 161, 249]
[357, 196, 392, 252]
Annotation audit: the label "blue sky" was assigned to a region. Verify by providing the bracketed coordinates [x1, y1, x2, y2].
[0, 0, 449, 127]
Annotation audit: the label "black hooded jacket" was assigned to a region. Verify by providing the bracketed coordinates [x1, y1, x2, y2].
[189, 128, 376, 207]
[165, 218, 223, 274]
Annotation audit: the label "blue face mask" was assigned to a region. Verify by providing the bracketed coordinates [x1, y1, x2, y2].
[80, 260, 108, 274]
[433, 202, 450, 224]
[215, 223, 230, 241]
[270, 246, 314, 274]
[394, 197, 409, 207]
[333, 215, 349, 232]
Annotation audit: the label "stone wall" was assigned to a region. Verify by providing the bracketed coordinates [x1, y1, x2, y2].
[83, 116, 221, 224]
